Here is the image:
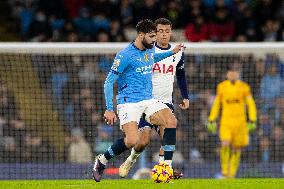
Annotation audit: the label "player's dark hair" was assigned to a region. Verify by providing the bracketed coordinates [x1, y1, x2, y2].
[136, 19, 156, 34]
[154, 18, 172, 28]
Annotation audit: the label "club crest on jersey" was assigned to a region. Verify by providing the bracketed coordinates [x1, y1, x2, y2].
[144, 53, 149, 62]
[111, 59, 120, 71]
[152, 63, 174, 75]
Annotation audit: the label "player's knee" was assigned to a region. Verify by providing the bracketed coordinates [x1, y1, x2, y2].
[165, 116, 177, 128]
[135, 140, 149, 152]
[232, 147, 242, 152]
[140, 138, 150, 148]
[221, 141, 230, 147]
[125, 135, 138, 148]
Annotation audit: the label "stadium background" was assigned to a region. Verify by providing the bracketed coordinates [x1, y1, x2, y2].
[0, 0, 283, 180]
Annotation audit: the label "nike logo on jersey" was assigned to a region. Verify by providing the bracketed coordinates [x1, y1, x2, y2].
[122, 113, 128, 120]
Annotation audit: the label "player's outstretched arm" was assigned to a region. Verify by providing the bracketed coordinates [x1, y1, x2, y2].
[172, 43, 185, 54]
[104, 72, 119, 125]
[154, 44, 185, 62]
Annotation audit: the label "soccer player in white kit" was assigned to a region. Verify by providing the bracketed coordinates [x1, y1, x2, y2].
[119, 18, 189, 179]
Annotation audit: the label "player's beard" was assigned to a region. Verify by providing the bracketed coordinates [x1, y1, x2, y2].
[142, 37, 154, 49]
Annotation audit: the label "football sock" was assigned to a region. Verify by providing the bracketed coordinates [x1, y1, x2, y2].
[98, 154, 108, 165]
[162, 128, 176, 168]
[102, 138, 128, 164]
[229, 150, 241, 178]
[220, 145, 230, 177]
[164, 160, 173, 168]
[159, 155, 164, 163]
[129, 148, 141, 161]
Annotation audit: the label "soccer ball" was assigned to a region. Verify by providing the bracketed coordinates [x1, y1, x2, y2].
[151, 162, 173, 183]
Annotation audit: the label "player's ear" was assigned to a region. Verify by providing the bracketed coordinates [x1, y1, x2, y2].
[138, 32, 144, 39]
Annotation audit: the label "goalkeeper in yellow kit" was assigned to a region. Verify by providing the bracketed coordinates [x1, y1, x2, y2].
[207, 67, 257, 178]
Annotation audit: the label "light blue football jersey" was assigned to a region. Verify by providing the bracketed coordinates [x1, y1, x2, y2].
[105, 42, 173, 109]
[111, 43, 154, 104]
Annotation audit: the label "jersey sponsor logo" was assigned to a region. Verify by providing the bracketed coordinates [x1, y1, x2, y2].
[226, 98, 240, 104]
[152, 63, 174, 75]
[136, 65, 153, 74]
[111, 58, 120, 71]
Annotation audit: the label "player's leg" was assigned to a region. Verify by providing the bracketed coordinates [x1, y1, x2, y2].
[131, 127, 152, 157]
[229, 125, 249, 178]
[145, 102, 177, 168]
[154, 103, 173, 164]
[158, 127, 165, 163]
[93, 122, 138, 181]
[99, 122, 139, 163]
[93, 103, 142, 182]
[119, 126, 152, 177]
[219, 125, 232, 178]
[157, 126, 183, 179]
[228, 147, 241, 178]
[220, 141, 231, 178]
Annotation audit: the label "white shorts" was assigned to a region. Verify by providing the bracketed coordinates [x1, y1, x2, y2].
[117, 98, 169, 129]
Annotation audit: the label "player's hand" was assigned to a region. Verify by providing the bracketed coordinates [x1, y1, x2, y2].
[247, 121, 256, 133]
[206, 121, 217, 134]
[179, 99, 189, 110]
[172, 43, 185, 54]
[104, 110, 117, 125]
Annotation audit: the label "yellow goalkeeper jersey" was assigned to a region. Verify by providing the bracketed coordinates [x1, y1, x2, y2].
[209, 80, 257, 123]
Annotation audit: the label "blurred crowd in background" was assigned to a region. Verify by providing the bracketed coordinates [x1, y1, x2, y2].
[0, 0, 283, 42]
[0, 0, 284, 176]
[1, 52, 284, 168]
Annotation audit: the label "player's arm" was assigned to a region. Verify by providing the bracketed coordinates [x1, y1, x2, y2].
[176, 53, 189, 110]
[104, 71, 118, 125]
[104, 72, 119, 112]
[208, 85, 221, 122]
[154, 51, 173, 62]
[207, 84, 222, 133]
[154, 44, 184, 62]
[245, 85, 257, 132]
[104, 54, 128, 125]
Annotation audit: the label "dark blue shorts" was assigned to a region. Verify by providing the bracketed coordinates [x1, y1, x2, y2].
[138, 103, 174, 133]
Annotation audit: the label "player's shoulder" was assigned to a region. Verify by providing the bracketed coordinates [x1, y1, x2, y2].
[119, 43, 134, 54]
[116, 43, 136, 59]
[237, 80, 250, 89]
[218, 80, 228, 88]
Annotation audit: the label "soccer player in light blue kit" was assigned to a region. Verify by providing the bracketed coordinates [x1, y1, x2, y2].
[92, 19, 183, 182]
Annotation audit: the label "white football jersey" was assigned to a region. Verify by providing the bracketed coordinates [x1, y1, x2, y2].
[152, 44, 184, 104]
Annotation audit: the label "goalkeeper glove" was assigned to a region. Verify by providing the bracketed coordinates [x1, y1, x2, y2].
[247, 121, 256, 133]
[207, 121, 217, 134]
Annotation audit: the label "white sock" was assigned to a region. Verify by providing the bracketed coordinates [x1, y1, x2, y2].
[164, 160, 172, 168]
[159, 155, 164, 163]
[129, 148, 141, 161]
[98, 154, 108, 165]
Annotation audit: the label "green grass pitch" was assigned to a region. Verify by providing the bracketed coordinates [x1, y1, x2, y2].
[1, 179, 284, 189]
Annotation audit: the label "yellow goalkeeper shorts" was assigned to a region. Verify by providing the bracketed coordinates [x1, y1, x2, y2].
[219, 121, 249, 147]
